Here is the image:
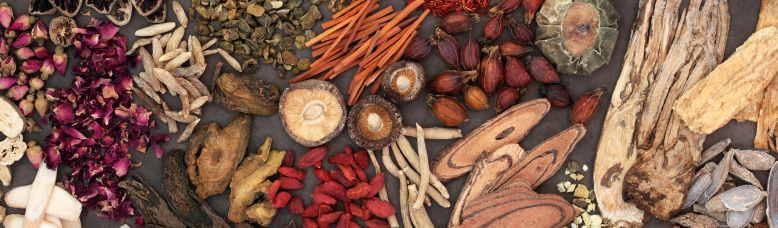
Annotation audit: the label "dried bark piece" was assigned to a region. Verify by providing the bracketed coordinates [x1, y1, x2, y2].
[699, 138, 731, 165]
[670, 213, 719, 228]
[755, 77, 778, 151]
[728, 207, 755, 228]
[769, 162, 778, 227]
[119, 175, 186, 228]
[430, 99, 550, 182]
[162, 150, 228, 227]
[675, 27, 778, 134]
[491, 124, 586, 190]
[729, 161, 762, 189]
[693, 204, 726, 222]
[461, 179, 579, 227]
[733, 148, 774, 171]
[212, 73, 280, 116]
[228, 142, 284, 224]
[719, 185, 763, 212]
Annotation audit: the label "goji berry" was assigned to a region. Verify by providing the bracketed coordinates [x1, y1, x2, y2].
[354, 166, 368, 182]
[366, 173, 385, 198]
[278, 167, 306, 180]
[354, 150, 370, 169]
[331, 171, 357, 188]
[346, 182, 371, 199]
[348, 222, 360, 228]
[361, 202, 374, 219]
[268, 180, 281, 202]
[328, 154, 355, 166]
[272, 191, 291, 208]
[337, 164, 358, 182]
[319, 181, 351, 203]
[365, 219, 390, 228]
[319, 212, 347, 224]
[287, 196, 304, 214]
[344, 145, 353, 156]
[311, 192, 337, 205]
[282, 149, 295, 167]
[337, 213, 352, 228]
[314, 168, 333, 182]
[299, 146, 327, 168]
[364, 198, 396, 219]
[302, 204, 319, 217]
[349, 203, 371, 220]
[319, 204, 333, 216]
[317, 220, 331, 228]
[278, 177, 305, 190]
[302, 218, 318, 228]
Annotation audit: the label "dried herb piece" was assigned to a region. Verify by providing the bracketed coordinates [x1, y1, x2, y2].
[438, 11, 479, 34]
[427, 94, 467, 127]
[187, 114, 252, 199]
[119, 175, 186, 228]
[570, 87, 605, 125]
[404, 36, 433, 61]
[212, 73, 281, 115]
[460, 33, 480, 71]
[433, 28, 460, 70]
[479, 46, 504, 94]
[480, 11, 503, 44]
[279, 80, 346, 147]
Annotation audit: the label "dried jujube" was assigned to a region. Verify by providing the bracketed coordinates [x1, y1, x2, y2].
[433, 28, 460, 69]
[480, 46, 504, 94]
[461, 33, 481, 71]
[505, 57, 532, 88]
[541, 84, 573, 108]
[438, 11, 480, 34]
[427, 70, 477, 95]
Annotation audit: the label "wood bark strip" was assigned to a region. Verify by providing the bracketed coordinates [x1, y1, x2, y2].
[755, 0, 778, 149]
[430, 99, 550, 182]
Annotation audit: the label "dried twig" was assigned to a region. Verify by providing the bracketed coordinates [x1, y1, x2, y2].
[397, 135, 449, 198]
[402, 126, 462, 139]
[398, 171, 412, 228]
[414, 124, 428, 209]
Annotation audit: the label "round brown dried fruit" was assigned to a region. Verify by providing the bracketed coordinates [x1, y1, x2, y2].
[107, 0, 132, 26]
[381, 61, 425, 105]
[49, 16, 76, 47]
[535, 0, 619, 75]
[348, 95, 401, 150]
[279, 79, 347, 147]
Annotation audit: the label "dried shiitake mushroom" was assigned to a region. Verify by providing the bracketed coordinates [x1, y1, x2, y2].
[131, 0, 164, 16]
[107, 0, 132, 26]
[143, 4, 166, 23]
[348, 95, 401, 150]
[49, 16, 76, 47]
[381, 61, 425, 105]
[279, 80, 347, 147]
[85, 0, 117, 14]
[535, 0, 619, 75]
[49, 0, 83, 17]
[29, 0, 56, 15]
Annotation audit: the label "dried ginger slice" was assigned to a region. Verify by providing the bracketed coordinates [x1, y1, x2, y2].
[733, 0, 778, 123]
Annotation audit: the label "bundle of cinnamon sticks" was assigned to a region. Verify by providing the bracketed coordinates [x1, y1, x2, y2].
[290, 0, 429, 105]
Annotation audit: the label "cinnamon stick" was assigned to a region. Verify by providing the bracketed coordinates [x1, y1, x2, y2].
[379, 10, 428, 67]
[322, 4, 378, 29]
[343, 0, 376, 51]
[331, 0, 368, 19]
[320, 0, 373, 61]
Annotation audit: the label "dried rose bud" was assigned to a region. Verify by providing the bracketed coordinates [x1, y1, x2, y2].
[438, 11, 480, 34]
[0, 38, 9, 57]
[3, 29, 16, 40]
[495, 87, 524, 113]
[33, 46, 48, 59]
[16, 72, 28, 85]
[479, 46, 504, 94]
[505, 57, 532, 88]
[19, 94, 33, 116]
[26, 141, 43, 169]
[506, 15, 534, 44]
[489, 0, 522, 16]
[29, 77, 43, 91]
[526, 55, 560, 84]
[481, 11, 504, 44]
[21, 59, 42, 74]
[7, 85, 28, 100]
[24, 117, 39, 133]
[460, 33, 480, 71]
[12, 32, 32, 47]
[463, 85, 489, 110]
[1, 56, 16, 76]
[40, 57, 54, 80]
[9, 14, 35, 30]
[0, 3, 13, 28]
[0, 76, 14, 89]
[498, 40, 533, 58]
[571, 87, 606, 125]
[52, 46, 67, 74]
[428, 70, 477, 95]
[541, 84, 572, 108]
[427, 94, 468, 126]
[405, 36, 434, 61]
[31, 19, 47, 46]
[15, 46, 34, 60]
[522, 0, 543, 25]
[434, 28, 460, 69]
[35, 90, 47, 120]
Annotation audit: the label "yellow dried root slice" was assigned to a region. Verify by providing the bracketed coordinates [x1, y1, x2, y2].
[674, 26, 778, 134]
[279, 80, 346, 147]
[535, 0, 619, 75]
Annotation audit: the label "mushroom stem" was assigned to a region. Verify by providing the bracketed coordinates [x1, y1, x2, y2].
[396, 135, 450, 198]
[367, 113, 383, 131]
[401, 126, 463, 139]
[368, 149, 400, 228]
[413, 124, 429, 209]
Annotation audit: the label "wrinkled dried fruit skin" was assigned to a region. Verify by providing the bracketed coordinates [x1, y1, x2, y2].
[570, 87, 605, 124]
[461, 34, 481, 71]
[299, 146, 327, 168]
[540, 84, 572, 108]
[332, 170, 357, 188]
[427, 70, 477, 95]
[353, 164, 367, 182]
[464, 85, 490, 110]
[506, 15, 534, 44]
[367, 173, 385, 198]
[212, 73, 280, 115]
[505, 57, 532, 88]
[438, 12, 480, 34]
[315, 168, 333, 182]
[354, 150, 370, 169]
[404, 36, 434, 61]
[526, 55, 561, 84]
[312, 192, 337, 205]
[480, 46, 504, 94]
[278, 177, 305, 189]
[187, 114, 252, 199]
[278, 167, 306, 180]
[329, 153, 355, 166]
[366, 219, 390, 228]
[434, 28, 461, 69]
[302, 205, 318, 217]
[302, 218, 317, 228]
[489, 0, 521, 16]
[320, 181, 352, 203]
[495, 88, 523, 113]
[282, 150, 295, 167]
[338, 163, 358, 181]
[427, 95, 468, 126]
[481, 12, 504, 44]
[498, 40, 533, 58]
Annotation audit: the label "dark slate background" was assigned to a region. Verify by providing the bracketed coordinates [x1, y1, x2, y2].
[0, 0, 765, 227]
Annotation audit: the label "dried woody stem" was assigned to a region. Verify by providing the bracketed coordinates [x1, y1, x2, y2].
[413, 124, 429, 209]
[367, 149, 400, 228]
[401, 126, 462, 139]
[396, 135, 449, 198]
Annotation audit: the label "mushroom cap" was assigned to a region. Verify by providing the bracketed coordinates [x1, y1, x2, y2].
[107, 0, 132, 26]
[348, 95, 402, 150]
[49, 16, 76, 47]
[279, 80, 347, 147]
[381, 61, 425, 105]
[29, 0, 57, 15]
[131, 0, 164, 16]
[49, 0, 83, 17]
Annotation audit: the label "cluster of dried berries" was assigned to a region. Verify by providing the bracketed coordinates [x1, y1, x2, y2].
[191, 0, 321, 77]
[273, 145, 395, 228]
[42, 18, 169, 221]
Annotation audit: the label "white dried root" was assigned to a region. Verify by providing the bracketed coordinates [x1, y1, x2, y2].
[402, 167, 450, 208]
[407, 185, 434, 228]
[202, 38, 218, 50]
[402, 126, 462, 139]
[414, 124, 429, 209]
[218, 48, 243, 72]
[172, 1, 188, 28]
[203, 49, 218, 56]
[367, 149, 400, 228]
[0, 165, 10, 187]
[189, 96, 209, 111]
[4, 214, 62, 228]
[190, 36, 205, 65]
[159, 48, 186, 62]
[396, 135, 449, 199]
[61, 218, 80, 228]
[162, 102, 178, 133]
[127, 35, 159, 55]
[158, 33, 172, 48]
[153, 68, 188, 96]
[23, 162, 57, 228]
[380, 147, 399, 178]
[398, 171, 412, 228]
[166, 27, 185, 54]
[132, 76, 162, 104]
[165, 111, 199, 123]
[177, 118, 201, 143]
[163, 52, 192, 71]
[136, 22, 176, 36]
[152, 38, 163, 69]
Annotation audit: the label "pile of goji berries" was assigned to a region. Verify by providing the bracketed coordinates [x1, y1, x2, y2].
[269, 145, 395, 228]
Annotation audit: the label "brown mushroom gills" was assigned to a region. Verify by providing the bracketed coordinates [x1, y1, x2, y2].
[562, 3, 600, 56]
[391, 69, 416, 96]
[283, 89, 343, 142]
[358, 105, 392, 141]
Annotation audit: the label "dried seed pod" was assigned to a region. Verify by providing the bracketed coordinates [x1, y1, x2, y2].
[497, 40, 533, 58]
[427, 95, 468, 126]
[494, 87, 523, 113]
[481, 11, 504, 44]
[405, 36, 434, 61]
[433, 28, 460, 70]
[463, 85, 489, 110]
[505, 57, 531, 88]
[427, 70, 477, 95]
[506, 15, 534, 44]
[540, 84, 572, 108]
[488, 0, 521, 16]
[460, 33, 481, 71]
[479, 46, 504, 94]
[570, 87, 605, 125]
[526, 55, 560, 84]
[522, 0, 543, 25]
[438, 11, 480, 34]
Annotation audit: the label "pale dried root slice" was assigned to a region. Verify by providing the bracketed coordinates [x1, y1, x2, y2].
[4, 214, 60, 228]
[6, 185, 81, 220]
[135, 22, 175, 37]
[0, 96, 25, 138]
[171, 1, 187, 28]
[401, 126, 462, 139]
[413, 124, 429, 209]
[430, 99, 550, 182]
[0, 165, 10, 186]
[401, 167, 450, 208]
[732, 148, 774, 171]
[670, 213, 719, 228]
[767, 161, 778, 227]
[398, 171, 412, 228]
[407, 185, 434, 228]
[757, 0, 778, 30]
[60, 218, 80, 228]
[23, 163, 57, 228]
[0, 135, 26, 166]
[379, 147, 400, 178]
